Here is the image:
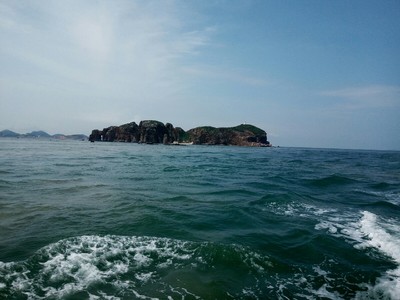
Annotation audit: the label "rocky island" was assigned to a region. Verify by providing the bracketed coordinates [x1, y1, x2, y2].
[89, 120, 271, 147]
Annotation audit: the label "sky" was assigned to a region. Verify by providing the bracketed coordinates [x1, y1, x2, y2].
[0, 0, 399, 150]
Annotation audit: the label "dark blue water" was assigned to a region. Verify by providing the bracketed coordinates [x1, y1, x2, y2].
[0, 139, 399, 299]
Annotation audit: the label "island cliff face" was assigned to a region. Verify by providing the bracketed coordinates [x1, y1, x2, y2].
[89, 121, 185, 144]
[89, 120, 270, 147]
[186, 124, 268, 146]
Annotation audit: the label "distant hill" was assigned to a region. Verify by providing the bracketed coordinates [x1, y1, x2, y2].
[24, 130, 51, 138]
[0, 130, 88, 140]
[0, 130, 19, 137]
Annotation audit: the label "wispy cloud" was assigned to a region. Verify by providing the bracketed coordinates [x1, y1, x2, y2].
[1, 1, 213, 71]
[181, 65, 272, 87]
[0, 0, 216, 131]
[319, 85, 400, 109]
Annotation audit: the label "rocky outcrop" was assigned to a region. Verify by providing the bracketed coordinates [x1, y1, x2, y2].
[185, 124, 269, 146]
[89, 120, 185, 144]
[89, 121, 270, 146]
[138, 120, 165, 144]
[100, 122, 140, 142]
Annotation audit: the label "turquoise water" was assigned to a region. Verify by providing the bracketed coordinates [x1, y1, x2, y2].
[0, 139, 399, 299]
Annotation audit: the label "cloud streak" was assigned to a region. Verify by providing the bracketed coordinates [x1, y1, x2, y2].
[319, 85, 400, 109]
[181, 65, 272, 87]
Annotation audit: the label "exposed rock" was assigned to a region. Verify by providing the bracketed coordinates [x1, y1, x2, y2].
[139, 120, 166, 144]
[89, 120, 172, 144]
[174, 127, 186, 143]
[102, 126, 118, 142]
[89, 121, 270, 147]
[89, 130, 102, 142]
[165, 123, 176, 143]
[119, 122, 139, 142]
[184, 124, 269, 146]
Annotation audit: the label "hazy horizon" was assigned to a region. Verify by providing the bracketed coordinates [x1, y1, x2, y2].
[1, 1, 399, 150]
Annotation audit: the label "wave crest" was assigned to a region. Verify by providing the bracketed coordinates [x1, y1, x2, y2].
[0, 235, 271, 299]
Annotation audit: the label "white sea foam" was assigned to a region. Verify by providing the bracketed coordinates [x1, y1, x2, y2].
[313, 284, 341, 299]
[263, 200, 338, 219]
[276, 262, 343, 300]
[0, 235, 194, 299]
[351, 211, 400, 299]
[135, 272, 153, 282]
[353, 212, 400, 261]
[316, 210, 400, 299]
[0, 235, 272, 299]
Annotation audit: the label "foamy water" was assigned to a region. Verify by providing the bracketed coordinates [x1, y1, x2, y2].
[315, 210, 400, 299]
[0, 235, 273, 299]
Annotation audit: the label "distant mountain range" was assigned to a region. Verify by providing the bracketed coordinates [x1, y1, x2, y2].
[0, 129, 87, 140]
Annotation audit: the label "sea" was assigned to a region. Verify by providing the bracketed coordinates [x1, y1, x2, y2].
[0, 138, 399, 300]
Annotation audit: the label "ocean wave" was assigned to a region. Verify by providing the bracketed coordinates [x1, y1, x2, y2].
[369, 182, 396, 190]
[251, 193, 338, 218]
[350, 211, 400, 299]
[307, 174, 357, 188]
[258, 198, 400, 298]
[0, 235, 272, 299]
[357, 190, 400, 207]
[316, 210, 400, 299]
[361, 200, 400, 212]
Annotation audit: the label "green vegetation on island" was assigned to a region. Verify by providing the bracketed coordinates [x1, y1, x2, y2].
[89, 120, 271, 147]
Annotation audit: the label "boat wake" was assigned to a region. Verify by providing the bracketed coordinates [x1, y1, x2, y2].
[0, 235, 271, 299]
[316, 210, 400, 299]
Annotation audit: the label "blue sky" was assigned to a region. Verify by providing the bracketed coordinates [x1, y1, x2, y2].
[1, 0, 399, 150]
